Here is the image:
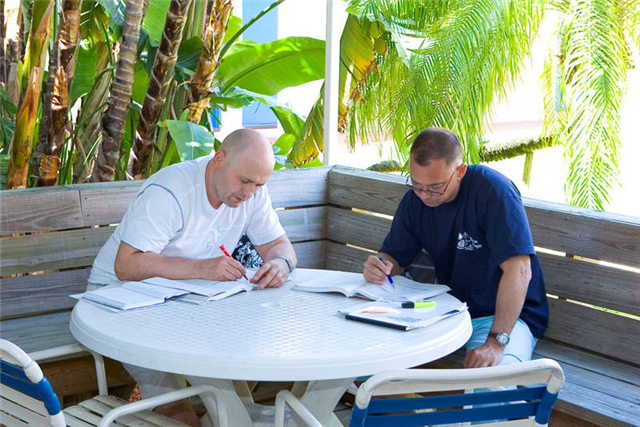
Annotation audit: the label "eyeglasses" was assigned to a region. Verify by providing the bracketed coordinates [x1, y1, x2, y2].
[406, 169, 458, 197]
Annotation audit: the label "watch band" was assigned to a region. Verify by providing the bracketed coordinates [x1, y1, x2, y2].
[275, 256, 294, 273]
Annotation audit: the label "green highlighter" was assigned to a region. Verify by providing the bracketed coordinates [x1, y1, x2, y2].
[401, 300, 436, 309]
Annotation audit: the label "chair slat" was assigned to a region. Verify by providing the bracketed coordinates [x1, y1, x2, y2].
[95, 395, 188, 426]
[0, 410, 31, 427]
[62, 405, 103, 425]
[0, 394, 48, 426]
[63, 412, 96, 427]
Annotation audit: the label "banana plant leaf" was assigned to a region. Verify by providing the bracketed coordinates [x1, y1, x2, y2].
[164, 120, 216, 161]
[216, 36, 325, 96]
[142, 0, 172, 47]
[71, 44, 100, 101]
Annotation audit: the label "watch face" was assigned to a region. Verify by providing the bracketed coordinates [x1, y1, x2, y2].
[496, 333, 510, 345]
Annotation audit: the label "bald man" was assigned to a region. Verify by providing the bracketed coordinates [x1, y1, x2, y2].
[88, 129, 296, 426]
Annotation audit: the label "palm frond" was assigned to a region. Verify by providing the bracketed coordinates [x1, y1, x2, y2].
[544, 0, 629, 209]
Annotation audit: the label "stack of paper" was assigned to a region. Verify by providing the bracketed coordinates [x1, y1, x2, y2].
[340, 296, 468, 331]
[79, 286, 167, 311]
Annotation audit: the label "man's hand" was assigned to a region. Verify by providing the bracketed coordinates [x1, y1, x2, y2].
[196, 256, 247, 281]
[462, 339, 504, 368]
[363, 255, 393, 285]
[251, 258, 289, 289]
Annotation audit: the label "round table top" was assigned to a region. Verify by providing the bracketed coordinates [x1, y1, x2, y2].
[70, 269, 472, 381]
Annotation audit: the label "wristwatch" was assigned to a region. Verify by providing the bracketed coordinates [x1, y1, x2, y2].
[488, 332, 510, 346]
[275, 256, 294, 273]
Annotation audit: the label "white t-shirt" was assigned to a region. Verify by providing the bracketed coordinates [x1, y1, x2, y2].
[88, 156, 285, 285]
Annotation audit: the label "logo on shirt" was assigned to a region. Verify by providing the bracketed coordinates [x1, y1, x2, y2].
[457, 232, 482, 251]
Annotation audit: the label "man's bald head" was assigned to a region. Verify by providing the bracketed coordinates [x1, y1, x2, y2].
[219, 129, 274, 168]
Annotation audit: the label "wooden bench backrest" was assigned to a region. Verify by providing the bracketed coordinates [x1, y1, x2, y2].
[0, 167, 330, 320]
[326, 166, 640, 366]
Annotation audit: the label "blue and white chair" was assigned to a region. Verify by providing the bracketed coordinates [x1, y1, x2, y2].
[0, 339, 228, 427]
[275, 358, 564, 427]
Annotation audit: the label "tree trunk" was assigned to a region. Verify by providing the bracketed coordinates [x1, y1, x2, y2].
[129, 0, 192, 179]
[38, 0, 83, 186]
[72, 41, 111, 183]
[186, 0, 232, 125]
[6, 0, 54, 189]
[92, 0, 148, 182]
[3, 0, 21, 106]
[32, 25, 59, 176]
[1, 0, 5, 86]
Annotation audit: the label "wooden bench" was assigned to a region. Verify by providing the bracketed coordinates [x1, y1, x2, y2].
[2, 164, 638, 426]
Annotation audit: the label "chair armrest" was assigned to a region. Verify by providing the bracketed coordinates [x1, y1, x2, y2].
[97, 384, 228, 427]
[275, 390, 323, 427]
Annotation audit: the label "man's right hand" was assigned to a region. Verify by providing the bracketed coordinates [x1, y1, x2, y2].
[196, 256, 247, 281]
[363, 255, 393, 285]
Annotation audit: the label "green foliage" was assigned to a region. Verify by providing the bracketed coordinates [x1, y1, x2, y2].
[0, 155, 9, 189]
[143, 0, 171, 47]
[541, 0, 638, 209]
[164, 120, 216, 161]
[217, 37, 325, 96]
[72, 44, 100, 101]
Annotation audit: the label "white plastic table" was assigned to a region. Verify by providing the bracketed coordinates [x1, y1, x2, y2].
[70, 269, 472, 426]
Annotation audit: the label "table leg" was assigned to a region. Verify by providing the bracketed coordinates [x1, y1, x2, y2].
[289, 378, 355, 427]
[186, 376, 253, 427]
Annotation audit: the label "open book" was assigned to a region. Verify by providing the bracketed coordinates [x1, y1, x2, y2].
[142, 270, 258, 304]
[341, 297, 468, 331]
[292, 271, 450, 302]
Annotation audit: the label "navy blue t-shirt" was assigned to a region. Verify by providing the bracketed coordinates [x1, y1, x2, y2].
[380, 165, 548, 338]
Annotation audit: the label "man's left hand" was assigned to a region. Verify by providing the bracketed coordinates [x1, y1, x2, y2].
[251, 258, 289, 289]
[462, 340, 504, 368]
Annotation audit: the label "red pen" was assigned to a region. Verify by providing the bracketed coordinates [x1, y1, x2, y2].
[219, 244, 249, 281]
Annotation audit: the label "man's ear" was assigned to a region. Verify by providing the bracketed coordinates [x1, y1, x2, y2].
[212, 150, 226, 171]
[457, 163, 468, 179]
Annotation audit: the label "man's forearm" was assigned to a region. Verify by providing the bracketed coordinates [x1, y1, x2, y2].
[262, 241, 297, 267]
[491, 256, 531, 336]
[115, 251, 204, 282]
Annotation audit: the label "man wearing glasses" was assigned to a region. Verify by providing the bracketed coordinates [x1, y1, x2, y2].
[363, 127, 548, 369]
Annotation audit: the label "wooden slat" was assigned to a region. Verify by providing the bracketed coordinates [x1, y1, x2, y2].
[293, 240, 326, 269]
[268, 166, 329, 208]
[0, 186, 82, 234]
[545, 298, 640, 365]
[324, 241, 372, 273]
[534, 341, 640, 394]
[326, 206, 390, 250]
[550, 380, 637, 427]
[0, 227, 115, 276]
[0, 311, 78, 353]
[540, 253, 640, 316]
[43, 356, 133, 399]
[278, 206, 326, 243]
[0, 269, 89, 319]
[524, 198, 640, 267]
[78, 181, 142, 226]
[0, 207, 323, 277]
[76, 167, 329, 226]
[328, 165, 406, 216]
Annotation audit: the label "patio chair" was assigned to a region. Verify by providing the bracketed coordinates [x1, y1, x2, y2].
[0, 339, 228, 427]
[275, 358, 564, 427]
